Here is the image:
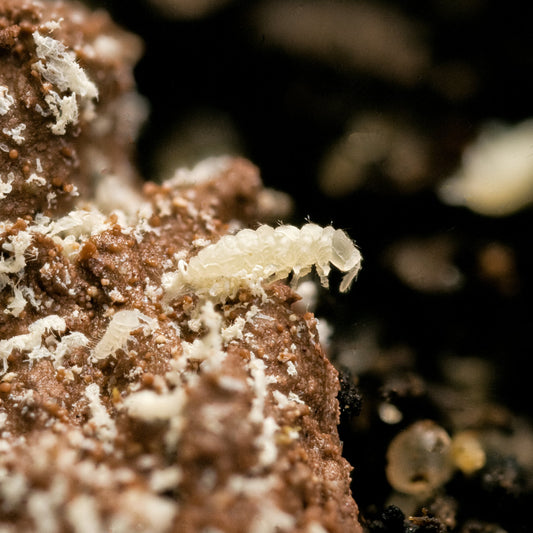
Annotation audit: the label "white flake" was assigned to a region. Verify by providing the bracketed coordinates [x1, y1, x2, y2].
[40, 18, 63, 32]
[221, 316, 246, 343]
[248, 357, 279, 469]
[2, 124, 26, 144]
[0, 231, 32, 274]
[272, 389, 304, 408]
[1, 279, 27, 317]
[84, 384, 117, 449]
[0, 85, 14, 115]
[0, 172, 14, 200]
[27, 174, 46, 186]
[110, 490, 176, 533]
[0, 469, 28, 510]
[43, 91, 79, 135]
[32, 31, 98, 135]
[181, 301, 226, 371]
[286, 361, 297, 376]
[124, 388, 186, 422]
[149, 467, 182, 493]
[0, 315, 66, 372]
[52, 331, 89, 367]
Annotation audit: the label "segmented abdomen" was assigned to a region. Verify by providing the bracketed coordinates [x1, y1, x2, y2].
[163, 223, 361, 302]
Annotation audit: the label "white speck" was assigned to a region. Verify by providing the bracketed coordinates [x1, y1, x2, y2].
[27, 174, 47, 186]
[286, 361, 297, 376]
[2, 124, 26, 144]
[0, 172, 15, 200]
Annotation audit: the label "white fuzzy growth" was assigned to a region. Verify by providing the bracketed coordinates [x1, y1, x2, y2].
[91, 310, 154, 361]
[32, 31, 98, 134]
[35, 207, 108, 243]
[43, 91, 79, 135]
[181, 301, 226, 371]
[163, 223, 361, 301]
[0, 315, 66, 373]
[248, 357, 279, 469]
[0, 172, 15, 200]
[0, 274, 27, 316]
[27, 173, 46, 186]
[52, 331, 89, 367]
[33, 32, 98, 99]
[0, 231, 33, 274]
[249, 501, 296, 533]
[111, 489, 176, 533]
[2, 123, 26, 145]
[84, 383, 117, 446]
[0, 85, 14, 115]
[0, 208, 110, 259]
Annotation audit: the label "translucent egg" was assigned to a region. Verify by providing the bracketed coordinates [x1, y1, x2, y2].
[386, 420, 454, 495]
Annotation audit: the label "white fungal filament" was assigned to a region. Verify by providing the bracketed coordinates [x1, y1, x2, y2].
[162, 223, 361, 302]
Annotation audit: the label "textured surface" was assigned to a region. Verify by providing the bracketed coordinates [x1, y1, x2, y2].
[0, 0, 143, 220]
[0, 3, 362, 529]
[0, 157, 361, 532]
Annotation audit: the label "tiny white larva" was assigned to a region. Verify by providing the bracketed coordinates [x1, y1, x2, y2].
[162, 223, 361, 302]
[92, 309, 154, 361]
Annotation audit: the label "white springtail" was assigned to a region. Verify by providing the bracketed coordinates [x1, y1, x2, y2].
[92, 309, 155, 361]
[163, 223, 361, 301]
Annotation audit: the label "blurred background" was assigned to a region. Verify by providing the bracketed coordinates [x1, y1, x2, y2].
[86, 0, 533, 529]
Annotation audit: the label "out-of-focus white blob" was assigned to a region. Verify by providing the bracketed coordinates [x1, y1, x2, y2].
[439, 119, 533, 216]
[165, 156, 233, 188]
[251, 0, 429, 86]
[386, 236, 463, 293]
[94, 174, 144, 216]
[379, 402, 403, 425]
[319, 113, 430, 197]
[316, 317, 333, 351]
[145, 0, 234, 19]
[294, 280, 319, 313]
[255, 188, 293, 223]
